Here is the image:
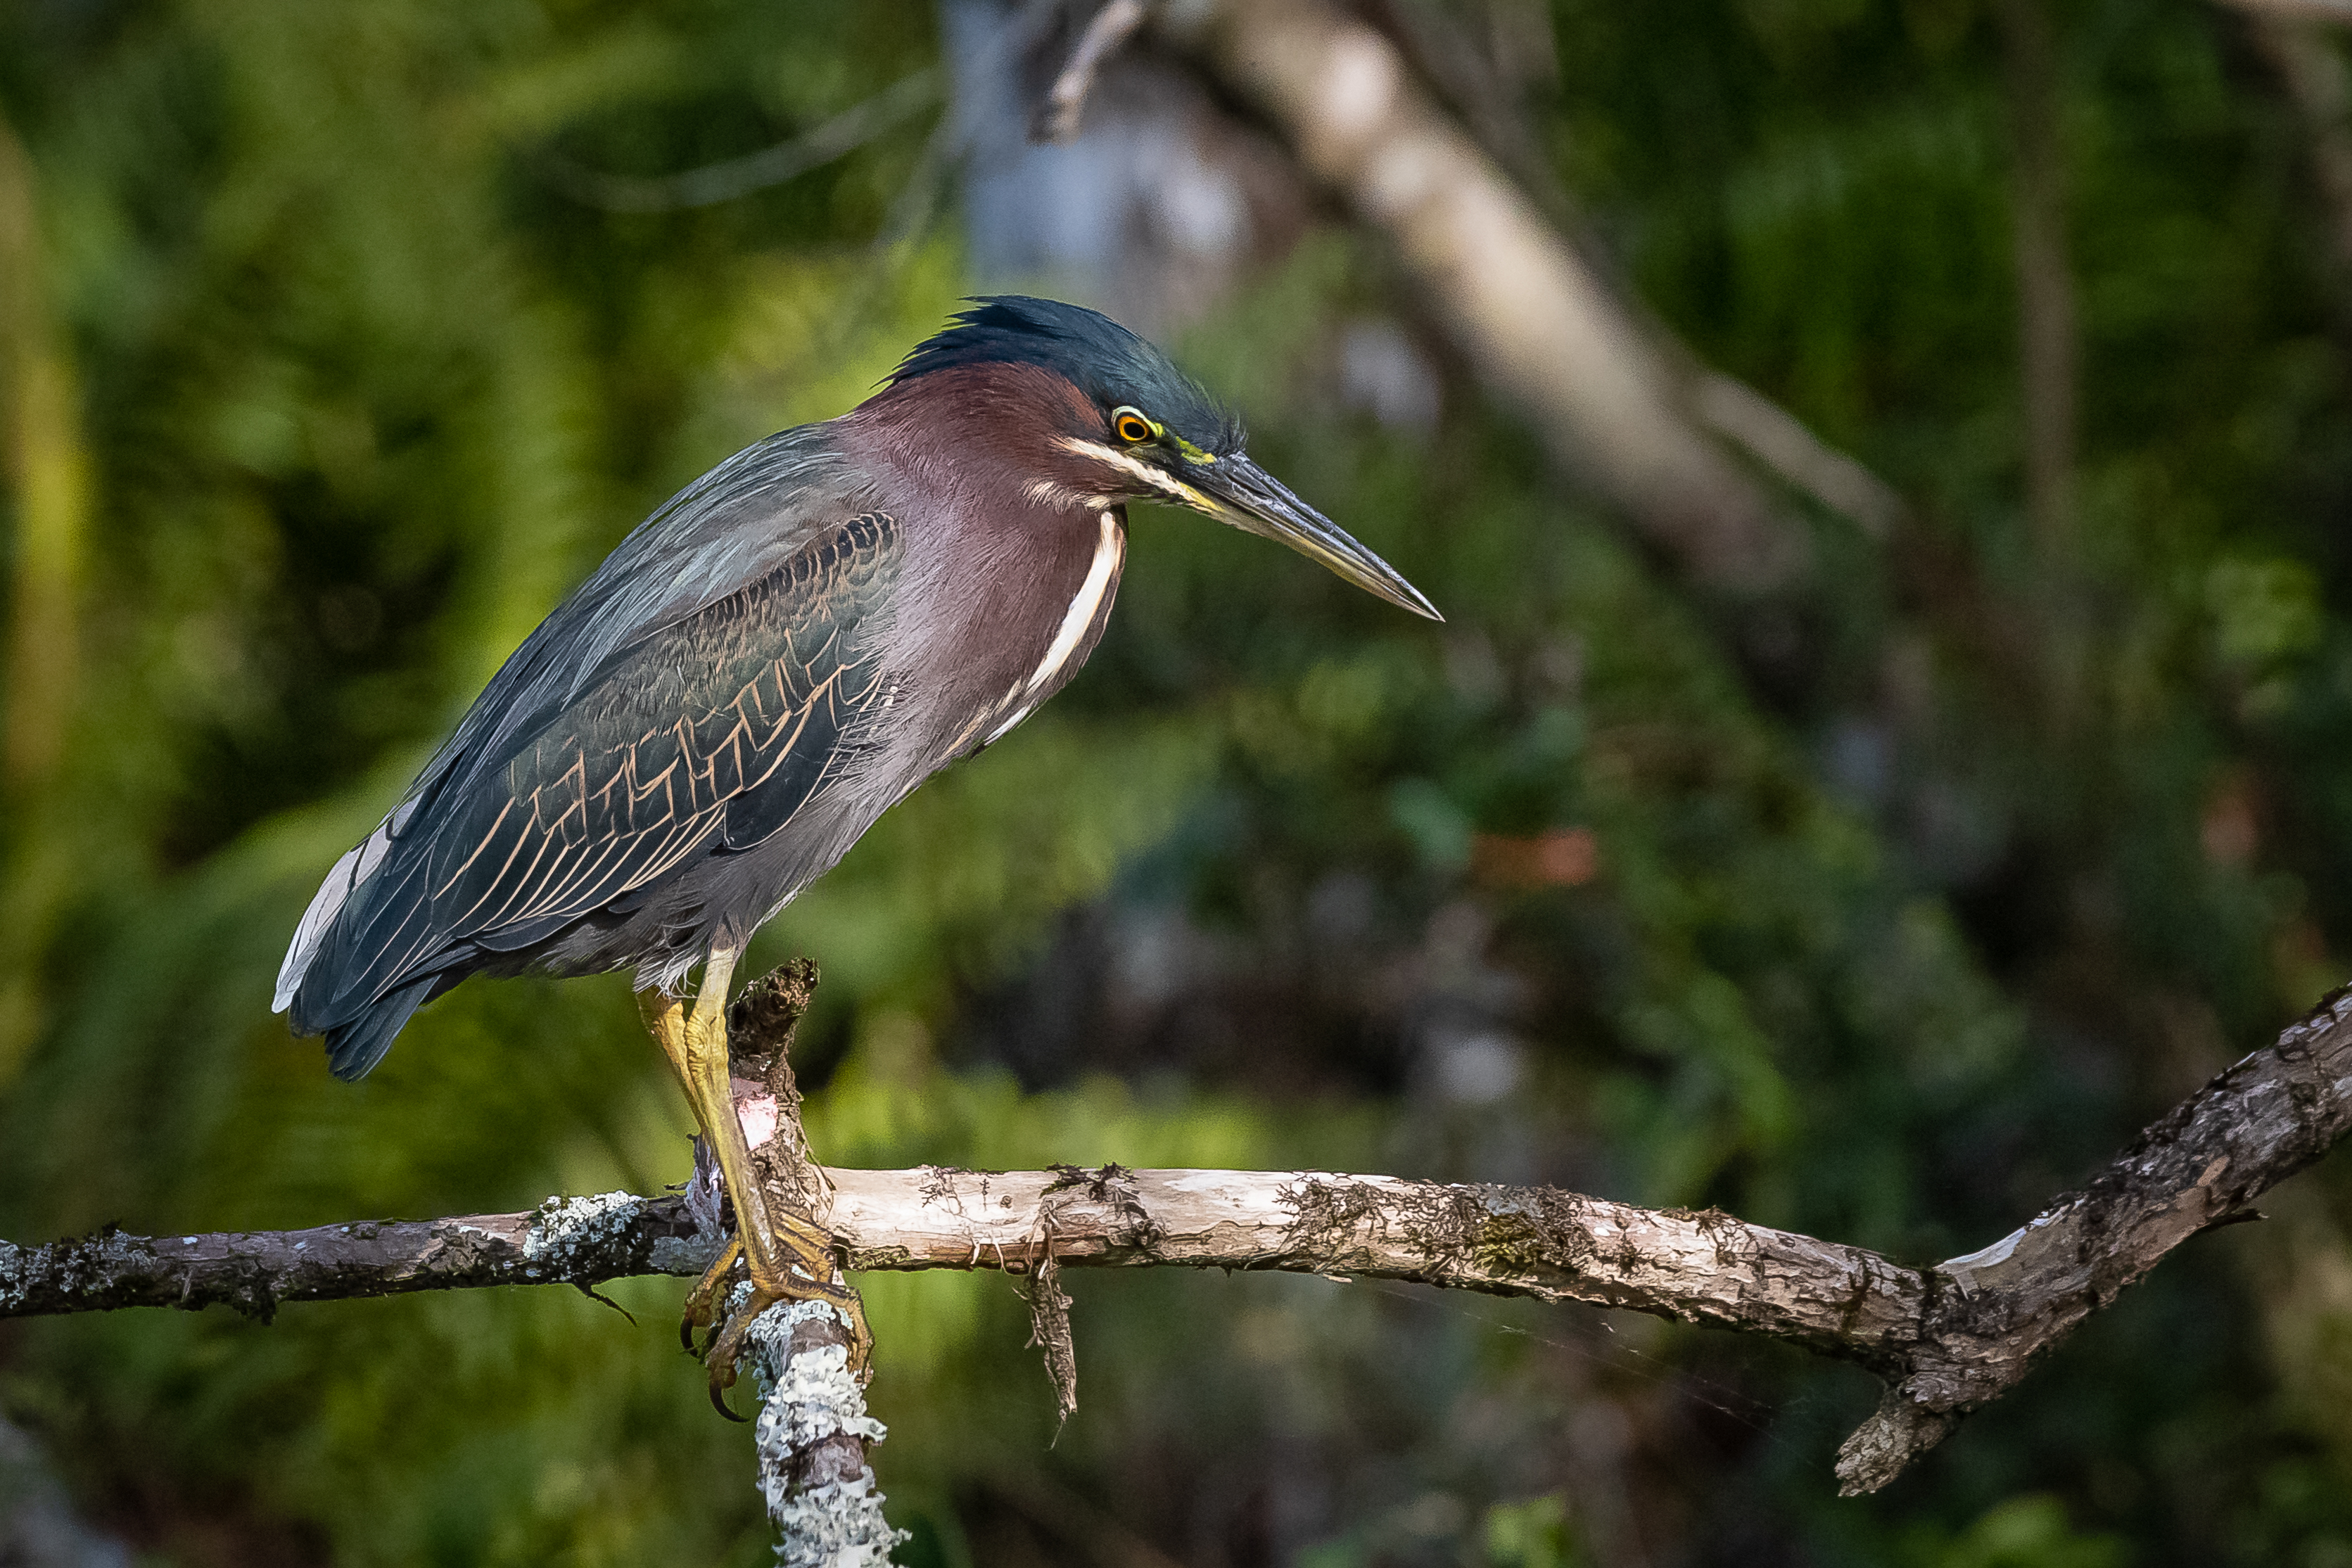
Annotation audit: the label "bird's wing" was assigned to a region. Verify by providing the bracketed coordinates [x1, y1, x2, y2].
[419, 426, 877, 815]
[289, 505, 901, 1028]
[276, 426, 875, 1010]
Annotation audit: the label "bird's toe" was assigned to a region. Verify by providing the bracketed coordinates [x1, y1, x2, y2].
[680, 1235, 744, 1351]
[695, 1270, 874, 1420]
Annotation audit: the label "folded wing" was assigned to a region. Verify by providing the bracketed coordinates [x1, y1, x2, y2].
[282, 509, 900, 1078]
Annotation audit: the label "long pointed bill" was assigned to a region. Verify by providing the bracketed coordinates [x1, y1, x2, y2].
[1193, 455, 1442, 621]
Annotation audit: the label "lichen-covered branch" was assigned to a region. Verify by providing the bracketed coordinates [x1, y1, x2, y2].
[0, 1192, 715, 1322]
[820, 1164, 1928, 1375]
[746, 1299, 905, 1568]
[8, 988, 2352, 1498]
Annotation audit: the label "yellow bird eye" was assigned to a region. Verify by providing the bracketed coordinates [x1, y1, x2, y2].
[1112, 408, 1155, 445]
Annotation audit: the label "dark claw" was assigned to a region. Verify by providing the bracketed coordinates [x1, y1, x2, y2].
[704, 1294, 765, 1406]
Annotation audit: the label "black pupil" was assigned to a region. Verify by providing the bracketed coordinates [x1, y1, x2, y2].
[1121, 416, 1147, 440]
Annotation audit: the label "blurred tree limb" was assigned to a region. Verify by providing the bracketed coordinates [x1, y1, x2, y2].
[2220, 0, 2352, 24]
[2239, 4, 2352, 276]
[537, 67, 942, 213]
[9, 983, 2352, 1496]
[1034, 0, 1150, 143]
[1996, 0, 2079, 571]
[1152, 0, 1905, 585]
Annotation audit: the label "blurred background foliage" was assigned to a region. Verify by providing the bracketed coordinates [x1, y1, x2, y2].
[4, 0, 2352, 1562]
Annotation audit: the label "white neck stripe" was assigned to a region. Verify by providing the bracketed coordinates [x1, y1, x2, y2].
[984, 510, 1124, 745]
[1030, 509, 1122, 696]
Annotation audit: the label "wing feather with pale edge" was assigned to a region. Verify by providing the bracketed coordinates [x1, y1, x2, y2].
[297, 510, 898, 1028]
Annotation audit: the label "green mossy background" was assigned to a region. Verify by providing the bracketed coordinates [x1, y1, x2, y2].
[4, 0, 2351, 1562]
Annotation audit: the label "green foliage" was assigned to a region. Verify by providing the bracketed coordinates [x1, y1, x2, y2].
[1902, 1496, 2130, 1568]
[8, 0, 2352, 1563]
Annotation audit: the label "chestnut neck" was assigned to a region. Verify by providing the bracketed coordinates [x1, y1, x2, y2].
[838, 361, 1114, 524]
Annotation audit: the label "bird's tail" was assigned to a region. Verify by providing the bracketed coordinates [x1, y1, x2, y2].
[278, 803, 440, 1079]
[321, 974, 440, 1082]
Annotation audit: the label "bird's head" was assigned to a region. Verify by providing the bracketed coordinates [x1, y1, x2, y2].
[882, 296, 1440, 620]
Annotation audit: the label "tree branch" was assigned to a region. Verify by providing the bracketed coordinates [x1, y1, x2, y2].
[1155, 0, 1810, 590]
[2218, 0, 2352, 24]
[1031, 0, 1152, 145]
[2241, 5, 2352, 279]
[9, 984, 2352, 1496]
[535, 69, 941, 213]
[747, 1299, 904, 1568]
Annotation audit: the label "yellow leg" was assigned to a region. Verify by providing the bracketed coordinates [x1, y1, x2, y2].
[649, 950, 871, 1415]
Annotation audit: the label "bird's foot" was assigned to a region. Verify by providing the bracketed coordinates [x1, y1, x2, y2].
[680, 1235, 744, 1351]
[698, 1263, 873, 1420]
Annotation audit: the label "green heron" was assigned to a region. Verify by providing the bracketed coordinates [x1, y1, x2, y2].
[273, 296, 1439, 1401]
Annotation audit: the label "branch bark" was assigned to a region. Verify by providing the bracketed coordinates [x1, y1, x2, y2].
[9, 983, 2352, 1496]
[747, 1300, 904, 1568]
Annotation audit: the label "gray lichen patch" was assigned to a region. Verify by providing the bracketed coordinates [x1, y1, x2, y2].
[770, 1477, 902, 1568]
[749, 1302, 887, 1451]
[647, 1234, 718, 1275]
[749, 1300, 903, 1568]
[522, 1192, 647, 1276]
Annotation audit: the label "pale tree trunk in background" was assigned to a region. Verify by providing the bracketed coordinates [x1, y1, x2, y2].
[2240, 7, 2352, 274]
[1162, 0, 1831, 592]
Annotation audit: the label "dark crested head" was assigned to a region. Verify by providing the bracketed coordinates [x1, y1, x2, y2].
[886, 295, 1442, 622]
[890, 295, 1242, 457]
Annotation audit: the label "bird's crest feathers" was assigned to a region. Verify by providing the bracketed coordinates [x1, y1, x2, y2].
[889, 296, 1242, 457]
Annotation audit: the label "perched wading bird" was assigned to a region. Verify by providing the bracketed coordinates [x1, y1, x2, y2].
[274, 296, 1439, 1403]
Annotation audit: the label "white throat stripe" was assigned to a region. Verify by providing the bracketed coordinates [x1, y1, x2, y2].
[985, 510, 1124, 745]
[1031, 509, 1123, 696]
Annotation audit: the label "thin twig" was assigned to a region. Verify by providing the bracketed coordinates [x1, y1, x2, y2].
[1032, 0, 1152, 144]
[1690, 374, 1905, 537]
[538, 69, 941, 213]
